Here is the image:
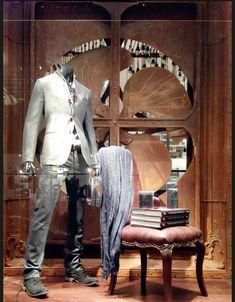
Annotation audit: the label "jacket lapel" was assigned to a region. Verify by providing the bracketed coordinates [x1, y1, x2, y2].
[55, 70, 71, 95]
[55, 71, 72, 111]
[74, 80, 83, 102]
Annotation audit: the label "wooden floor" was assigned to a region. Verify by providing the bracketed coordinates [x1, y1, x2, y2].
[4, 256, 232, 302]
[4, 275, 232, 302]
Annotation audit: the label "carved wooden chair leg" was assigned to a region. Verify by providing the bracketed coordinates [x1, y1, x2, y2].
[161, 246, 173, 302]
[140, 248, 148, 295]
[195, 239, 208, 296]
[108, 274, 117, 295]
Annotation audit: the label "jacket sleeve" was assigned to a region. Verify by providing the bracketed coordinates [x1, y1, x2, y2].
[22, 79, 44, 163]
[84, 91, 98, 160]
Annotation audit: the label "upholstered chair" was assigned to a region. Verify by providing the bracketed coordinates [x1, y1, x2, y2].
[108, 159, 208, 302]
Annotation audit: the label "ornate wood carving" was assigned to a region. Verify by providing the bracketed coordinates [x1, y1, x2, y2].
[6, 235, 26, 261]
[199, 1, 231, 274]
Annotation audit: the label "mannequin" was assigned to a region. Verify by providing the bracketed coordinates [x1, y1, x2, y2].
[20, 62, 99, 297]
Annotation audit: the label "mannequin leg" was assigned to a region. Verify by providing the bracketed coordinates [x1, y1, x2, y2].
[23, 165, 62, 279]
[63, 150, 89, 272]
[64, 175, 85, 272]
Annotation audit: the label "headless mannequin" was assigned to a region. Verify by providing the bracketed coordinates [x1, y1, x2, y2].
[20, 60, 99, 297]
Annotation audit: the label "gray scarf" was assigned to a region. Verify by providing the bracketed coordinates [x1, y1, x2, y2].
[97, 146, 134, 279]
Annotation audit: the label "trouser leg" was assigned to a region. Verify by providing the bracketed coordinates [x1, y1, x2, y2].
[23, 166, 62, 279]
[64, 177, 84, 271]
[63, 150, 89, 272]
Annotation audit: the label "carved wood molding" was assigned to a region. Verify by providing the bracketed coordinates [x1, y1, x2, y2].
[6, 234, 26, 262]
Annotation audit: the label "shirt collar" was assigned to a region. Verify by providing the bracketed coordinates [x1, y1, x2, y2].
[55, 69, 76, 88]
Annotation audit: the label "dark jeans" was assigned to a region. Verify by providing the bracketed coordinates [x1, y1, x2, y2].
[23, 149, 89, 279]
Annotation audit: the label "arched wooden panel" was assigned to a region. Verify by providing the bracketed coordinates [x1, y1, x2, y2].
[122, 67, 192, 119]
[34, 2, 112, 74]
[120, 2, 197, 87]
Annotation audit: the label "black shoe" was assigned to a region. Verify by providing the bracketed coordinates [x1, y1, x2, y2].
[65, 268, 98, 286]
[23, 277, 48, 297]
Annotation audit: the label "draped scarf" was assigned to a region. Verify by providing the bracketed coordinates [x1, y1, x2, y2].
[97, 146, 134, 279]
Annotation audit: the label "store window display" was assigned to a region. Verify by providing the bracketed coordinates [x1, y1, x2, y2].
[20, 63, 100, 297]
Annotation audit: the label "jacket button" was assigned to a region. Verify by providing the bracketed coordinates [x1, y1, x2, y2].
[70, 117, 73, 121]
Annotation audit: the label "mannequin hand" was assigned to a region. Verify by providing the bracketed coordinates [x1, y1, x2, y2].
[90, 153, 101, 176]
[88, 164, 100, 177]
[19, 161, 36, 181]
[92, 164, 101, 177]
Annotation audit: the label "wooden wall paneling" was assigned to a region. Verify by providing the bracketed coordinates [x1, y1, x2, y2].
[34, 20, 111, 78]
[109, 5, 121, 145]
[225, 1, 232, 278]
[3, 3, 26, 154]
[200, 1, 231, 276]
[5, 198, 28, 263]
[34, 1, 111, 78]
[121, 20, 196, 88]
[202, 200, 227, 271]
[3, 1, 33, 265]
[120, 3, 197, 88]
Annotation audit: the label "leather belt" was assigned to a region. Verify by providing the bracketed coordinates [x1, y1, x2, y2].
[71, 144, 81, 152]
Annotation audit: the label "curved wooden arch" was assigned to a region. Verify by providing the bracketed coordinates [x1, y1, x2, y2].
[122, 67, 192, 119]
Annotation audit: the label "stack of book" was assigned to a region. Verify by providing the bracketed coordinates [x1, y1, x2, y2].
[130, 207, 190, 229]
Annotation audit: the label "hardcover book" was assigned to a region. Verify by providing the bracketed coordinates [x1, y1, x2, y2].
[130, 213, 189, 223]
[132, 207, 190, 217]
[130, 218, 189, 229]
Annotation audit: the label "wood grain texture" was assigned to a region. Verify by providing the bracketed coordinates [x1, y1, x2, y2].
[121, 20, 196, 87]
[69, 47, 131, 113]
[3, 275, 231, 302]
[35, 20, 111, 75]
[122, 67, 192, 119]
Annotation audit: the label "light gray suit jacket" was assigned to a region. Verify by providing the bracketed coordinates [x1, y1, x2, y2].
[22, 71, 97, 166]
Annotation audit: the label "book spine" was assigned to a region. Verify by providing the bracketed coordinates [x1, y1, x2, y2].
[131, 219, 189, 229]
[161, 210, 190, 216]
[132, 210, 190, 217]
[161, 214, 189, 221]
[131, 214, 189, 223]
[161, 220, 189, 227]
